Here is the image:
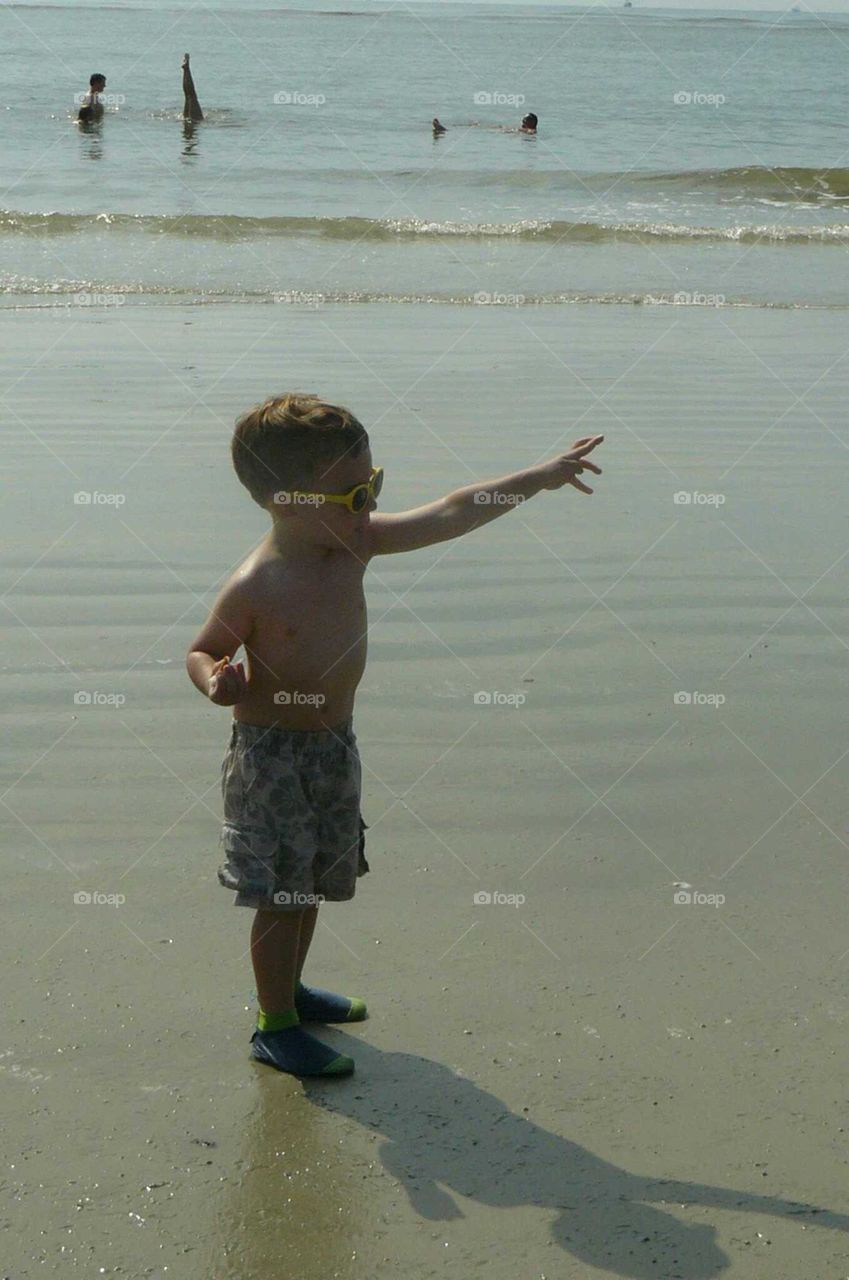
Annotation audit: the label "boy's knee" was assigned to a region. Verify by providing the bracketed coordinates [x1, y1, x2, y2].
[254, 905, 307, 923]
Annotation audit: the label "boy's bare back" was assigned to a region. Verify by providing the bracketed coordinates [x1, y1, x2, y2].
[220, 532, 368, 730]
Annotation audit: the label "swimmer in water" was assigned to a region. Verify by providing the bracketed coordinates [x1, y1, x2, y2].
[432, 112, 537, 134]
[182, 52, 204, 122]
[77, 73, 106, 123]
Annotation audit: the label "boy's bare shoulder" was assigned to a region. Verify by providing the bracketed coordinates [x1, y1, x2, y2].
[189, 542, 272, 656]
[225, 537, 282, 603]
[221, 536, 365, 620]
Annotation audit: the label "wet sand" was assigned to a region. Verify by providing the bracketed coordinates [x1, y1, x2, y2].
[3, 299, 849, 1278]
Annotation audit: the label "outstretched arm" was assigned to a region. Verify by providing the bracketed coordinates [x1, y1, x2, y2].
[182, 53, 204, 122]
[640, 1175, 849, 1234]
[368, 435, 603, 557]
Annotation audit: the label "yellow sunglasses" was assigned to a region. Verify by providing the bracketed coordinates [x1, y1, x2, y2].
[292, 465, 383, 514]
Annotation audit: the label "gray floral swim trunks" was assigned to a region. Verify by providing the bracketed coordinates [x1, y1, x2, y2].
[217, 718, 369, 910]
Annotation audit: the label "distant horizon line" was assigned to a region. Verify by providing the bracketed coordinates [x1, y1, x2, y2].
[10, 0, 849, 14]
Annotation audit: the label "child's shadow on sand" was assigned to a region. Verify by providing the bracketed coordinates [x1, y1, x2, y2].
[296, 1034, 848, 1278]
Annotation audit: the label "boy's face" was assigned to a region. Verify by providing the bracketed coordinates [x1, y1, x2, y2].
[275, 444, 377, 551]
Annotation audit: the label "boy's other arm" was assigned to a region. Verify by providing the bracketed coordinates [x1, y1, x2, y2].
[368, 434, 603, 557]
[185, 577, 253, 706]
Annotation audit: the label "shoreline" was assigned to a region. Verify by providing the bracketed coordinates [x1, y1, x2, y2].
[5, 291, 849, 311]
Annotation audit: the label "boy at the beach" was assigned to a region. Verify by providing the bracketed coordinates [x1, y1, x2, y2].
[186, 393, 603, 1078]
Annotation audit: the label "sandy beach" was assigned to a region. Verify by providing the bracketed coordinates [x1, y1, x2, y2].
[2, 297, 849, 1277]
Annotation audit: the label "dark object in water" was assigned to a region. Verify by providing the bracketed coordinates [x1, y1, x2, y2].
[182, 52, 204, 122]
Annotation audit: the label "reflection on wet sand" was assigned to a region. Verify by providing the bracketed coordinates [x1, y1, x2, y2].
[214, 1064, 366, 1280]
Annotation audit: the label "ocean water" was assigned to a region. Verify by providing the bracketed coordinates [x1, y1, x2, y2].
[2, 0, 849, 306]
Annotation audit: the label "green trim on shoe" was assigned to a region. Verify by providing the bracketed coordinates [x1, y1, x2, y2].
[323, 1053, 356, 1075]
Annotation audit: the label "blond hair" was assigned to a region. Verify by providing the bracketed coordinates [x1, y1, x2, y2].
[231, 391, 368, 508]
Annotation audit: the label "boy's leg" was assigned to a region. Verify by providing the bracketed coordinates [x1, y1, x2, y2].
[249, 907, 354, 1077]
[293, 729, 368, 1024]
[295, 904, 318, 983]
[250, 908, 303, 1014]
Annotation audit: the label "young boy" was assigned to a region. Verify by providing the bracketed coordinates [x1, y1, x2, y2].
[186, 393, 603, 1078]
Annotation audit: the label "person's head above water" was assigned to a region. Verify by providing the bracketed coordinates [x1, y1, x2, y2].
[521, 112, 538, 133]
[78, 72, 106, 121]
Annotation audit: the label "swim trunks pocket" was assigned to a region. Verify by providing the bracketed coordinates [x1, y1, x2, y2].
[217, 822, 277, 899]
[221, 736, 264, 818]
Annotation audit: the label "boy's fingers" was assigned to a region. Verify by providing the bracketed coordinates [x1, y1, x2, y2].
[219, 664, 247, 695]
[571, 435, 604, 455]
